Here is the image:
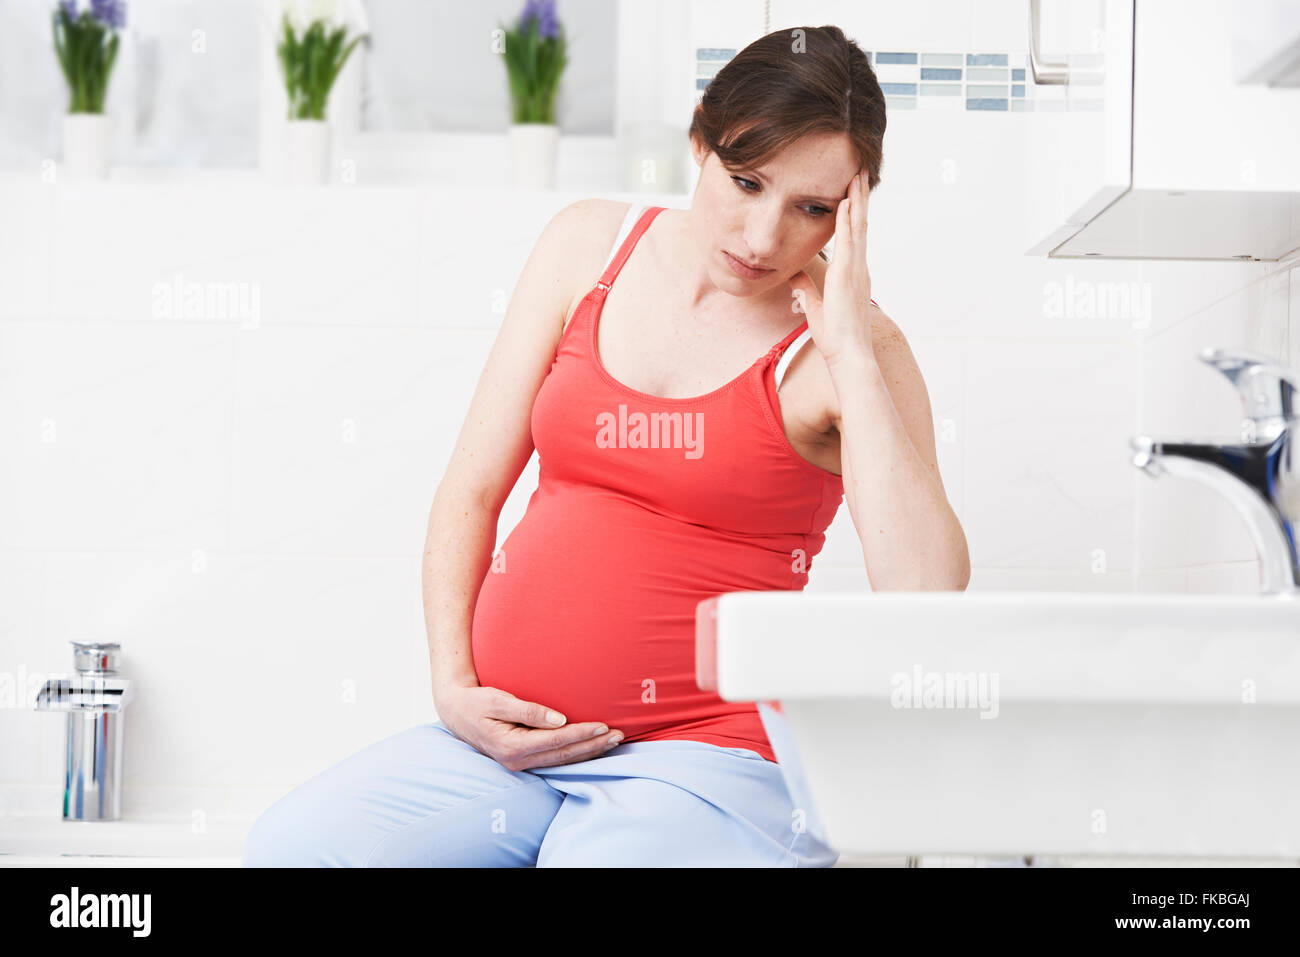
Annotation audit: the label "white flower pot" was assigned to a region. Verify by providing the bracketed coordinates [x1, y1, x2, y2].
[61, 113, 112, 182]
[285, 119, 332, 186]
[508, 123, 559, 189]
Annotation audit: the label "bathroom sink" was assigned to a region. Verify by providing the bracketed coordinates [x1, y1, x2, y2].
[695, 590, 1300, 861]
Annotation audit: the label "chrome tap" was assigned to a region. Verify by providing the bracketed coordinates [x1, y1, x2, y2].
[34, 641, 134, 821]
[1131, 348, 1300, 596]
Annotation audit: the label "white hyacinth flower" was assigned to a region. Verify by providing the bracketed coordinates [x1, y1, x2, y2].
[270, 0, 368, 38]
[303, 0, 339, 28]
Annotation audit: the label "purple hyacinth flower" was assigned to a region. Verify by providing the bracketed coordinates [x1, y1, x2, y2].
[59, 0, 78, 20]
[89, 0, 126, 29]
[517, 0, 558, 41]
[537, 2, 559, 40]
[516, 0, 541, 33]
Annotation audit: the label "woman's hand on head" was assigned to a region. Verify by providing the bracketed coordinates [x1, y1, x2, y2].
[786, 170, 876, 373]
[434, 681, 624, 771]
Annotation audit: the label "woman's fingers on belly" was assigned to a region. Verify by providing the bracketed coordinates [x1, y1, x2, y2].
[502, 723, 626, 771]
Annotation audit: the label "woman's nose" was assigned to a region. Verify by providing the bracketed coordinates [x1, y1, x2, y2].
[742, 214, 782, 261]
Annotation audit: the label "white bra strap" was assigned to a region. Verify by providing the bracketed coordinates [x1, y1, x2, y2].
[601, 203, 646, 273]
[774, 328, 813, 389]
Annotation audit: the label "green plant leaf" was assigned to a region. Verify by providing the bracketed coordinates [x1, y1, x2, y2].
[323, 32, 363, 103]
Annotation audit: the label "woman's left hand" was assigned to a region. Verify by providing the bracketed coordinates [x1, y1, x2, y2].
[786, 171, 876, 372]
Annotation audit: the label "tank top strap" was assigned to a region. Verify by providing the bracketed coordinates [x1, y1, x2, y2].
[772, 323, 813, 390]
[771, 297, 882, 388]
[597, 205, 665, 290]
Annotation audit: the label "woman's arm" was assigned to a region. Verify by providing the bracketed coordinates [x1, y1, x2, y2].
[830, 313, 970, 591]
[791, 173, 968, 591]
[421, 485, 498, 698]
[422, 199, 607, 700]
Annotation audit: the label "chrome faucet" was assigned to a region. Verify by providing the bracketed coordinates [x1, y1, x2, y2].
[34, 641, 134, 821]
[1131, 348, 1300, 596]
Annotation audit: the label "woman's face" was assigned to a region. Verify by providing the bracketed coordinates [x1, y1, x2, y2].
[689, 130, 861, 296]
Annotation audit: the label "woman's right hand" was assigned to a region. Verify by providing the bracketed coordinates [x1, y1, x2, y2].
[435, 681, 624, 771]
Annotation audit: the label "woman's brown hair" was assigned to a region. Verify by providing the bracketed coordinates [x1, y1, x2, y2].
[689, 25, 887, 260]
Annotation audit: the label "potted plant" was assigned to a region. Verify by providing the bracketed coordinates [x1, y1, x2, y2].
[276, 0, 368, 185]
[52, 0, 126, 181]
[500, 0, 568, 189]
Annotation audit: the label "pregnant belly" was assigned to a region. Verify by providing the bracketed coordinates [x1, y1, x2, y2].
[470, 487, 790, 738]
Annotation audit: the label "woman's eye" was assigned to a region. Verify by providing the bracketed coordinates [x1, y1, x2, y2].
[731, 177, 830, 218]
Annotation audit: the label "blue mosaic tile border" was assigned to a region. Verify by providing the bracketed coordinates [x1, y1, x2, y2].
[694, 48, 1101, 112]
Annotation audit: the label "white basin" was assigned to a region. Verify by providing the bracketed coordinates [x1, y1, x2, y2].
[695, 590, 1300, 861]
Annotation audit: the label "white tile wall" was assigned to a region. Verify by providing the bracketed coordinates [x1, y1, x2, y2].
[768, 0, 978, 51]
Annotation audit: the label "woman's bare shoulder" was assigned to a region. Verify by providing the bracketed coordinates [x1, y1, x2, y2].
[555, 198, 635, 332]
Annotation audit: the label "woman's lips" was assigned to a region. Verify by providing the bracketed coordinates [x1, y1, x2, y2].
[723, 250, 773, 279]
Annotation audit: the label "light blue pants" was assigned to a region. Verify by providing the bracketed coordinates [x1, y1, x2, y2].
[241, 713, 839, 867]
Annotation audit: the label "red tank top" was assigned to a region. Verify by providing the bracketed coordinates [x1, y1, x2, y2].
[470, 205, 846, 763]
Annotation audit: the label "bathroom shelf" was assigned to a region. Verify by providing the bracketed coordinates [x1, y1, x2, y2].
[0, 812, 249, 860]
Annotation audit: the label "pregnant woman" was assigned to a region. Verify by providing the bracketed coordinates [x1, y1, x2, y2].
[243, 25, 968, 868]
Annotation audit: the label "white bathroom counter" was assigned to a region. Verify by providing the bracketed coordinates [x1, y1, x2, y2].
[0, 812, 249, 860]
